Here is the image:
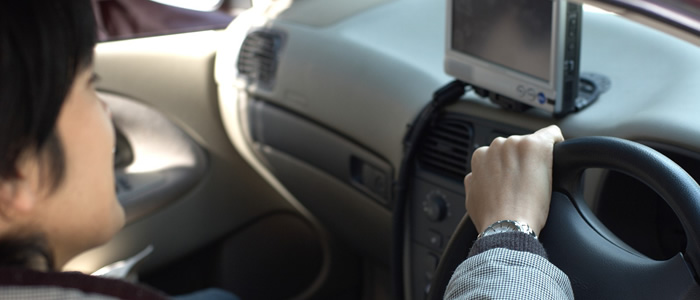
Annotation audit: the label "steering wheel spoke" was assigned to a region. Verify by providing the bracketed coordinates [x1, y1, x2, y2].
[543, 192, 696, 299]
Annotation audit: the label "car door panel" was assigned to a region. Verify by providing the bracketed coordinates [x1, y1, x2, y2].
[102, 92, 208, 223]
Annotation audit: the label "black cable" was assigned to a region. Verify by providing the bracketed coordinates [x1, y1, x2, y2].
[392, 80, 467, 300]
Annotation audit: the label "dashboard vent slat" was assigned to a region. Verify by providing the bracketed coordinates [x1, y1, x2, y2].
[237, 30, 284, 89]
[417, 114, 474, 180]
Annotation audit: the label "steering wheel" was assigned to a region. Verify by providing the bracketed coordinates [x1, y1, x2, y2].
[427, 137, 700, 299]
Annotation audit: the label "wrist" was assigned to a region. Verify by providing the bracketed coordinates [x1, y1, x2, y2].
[469, 231, 547, 258]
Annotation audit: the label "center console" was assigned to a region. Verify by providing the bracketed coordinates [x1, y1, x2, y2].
[406, 112, 528, 299]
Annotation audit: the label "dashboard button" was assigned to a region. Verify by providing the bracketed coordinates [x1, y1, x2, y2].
[426, 253, 438, 272]
[422, 194, 447, 222]
[428, 231, 443, 249]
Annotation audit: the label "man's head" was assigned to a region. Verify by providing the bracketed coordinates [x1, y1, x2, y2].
[0, 0, 125, 270]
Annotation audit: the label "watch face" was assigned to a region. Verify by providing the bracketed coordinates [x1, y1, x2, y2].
[480, 220, 537, 239]
[490, 221, 519, 233]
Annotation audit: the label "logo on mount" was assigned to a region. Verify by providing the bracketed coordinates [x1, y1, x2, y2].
[537, 93, 546, 105]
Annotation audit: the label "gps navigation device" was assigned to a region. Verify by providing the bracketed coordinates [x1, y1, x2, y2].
[445, 0, 583, 116]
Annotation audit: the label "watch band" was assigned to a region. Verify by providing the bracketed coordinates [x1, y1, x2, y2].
[477, 220, 538, 240]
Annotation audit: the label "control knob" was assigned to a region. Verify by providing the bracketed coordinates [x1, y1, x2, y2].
[422, 193, 447, 222]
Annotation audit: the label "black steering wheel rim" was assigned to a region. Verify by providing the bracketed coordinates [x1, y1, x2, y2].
[427, 136, 700, 299]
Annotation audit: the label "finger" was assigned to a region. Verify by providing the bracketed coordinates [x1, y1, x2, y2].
[534, 125, 565, 144]
[463, 173, 473, 194]
[489, 136, 507, 147]
[464, 173, 472, 218]
[463, 173, 473, 207]
[470, 146, 488, 170]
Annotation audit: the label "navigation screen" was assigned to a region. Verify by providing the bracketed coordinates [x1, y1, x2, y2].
[451, 0, 554, 82]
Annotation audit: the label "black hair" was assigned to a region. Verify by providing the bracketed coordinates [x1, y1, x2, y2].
[0, 0, 97, 190]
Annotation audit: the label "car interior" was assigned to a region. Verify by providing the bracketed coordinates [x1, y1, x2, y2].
[63, 0, 700, 299]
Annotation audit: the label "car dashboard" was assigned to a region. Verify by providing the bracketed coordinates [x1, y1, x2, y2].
[214, 0, 700, 299]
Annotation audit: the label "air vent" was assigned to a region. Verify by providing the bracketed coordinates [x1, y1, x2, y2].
[237, 30, 283, 88]
[417, 114, 474, 180]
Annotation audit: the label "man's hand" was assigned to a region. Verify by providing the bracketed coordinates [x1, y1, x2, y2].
[464, 125, 564, 236]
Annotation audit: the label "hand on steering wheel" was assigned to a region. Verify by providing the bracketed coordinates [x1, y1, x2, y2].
[465, 125, 564, 235]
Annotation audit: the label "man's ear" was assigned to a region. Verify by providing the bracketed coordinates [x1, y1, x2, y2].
[0, 162, 40, 220]
[0, 179, 38, 220]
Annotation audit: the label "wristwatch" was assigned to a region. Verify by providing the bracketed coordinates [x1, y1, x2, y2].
[477, 220, 538, 240]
